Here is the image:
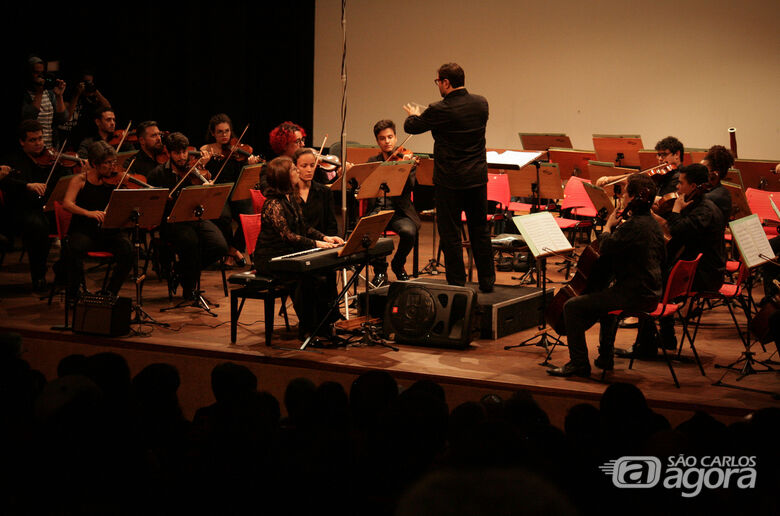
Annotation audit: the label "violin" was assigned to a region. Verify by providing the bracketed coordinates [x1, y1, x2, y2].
[313, 152, 342, 171]
[102, 169, 152, 189]
[32, 147, 84, 169]
[202, 138, 259, 163]
[384, 146, 417, 163]
[106, 128, 138, 147]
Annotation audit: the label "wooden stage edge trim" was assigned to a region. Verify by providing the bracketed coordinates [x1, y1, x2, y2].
[5, 325, 759, 420]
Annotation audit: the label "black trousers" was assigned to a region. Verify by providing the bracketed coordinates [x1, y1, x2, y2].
[214, 198, 253, 253]
[563, 288, 658, 367]
[18, 209, 54, 282]
[258, 261, 337, 336]
[66, 228, 133, 296]
[435, 184, 495, 288]
[373, 214, 418, 274]
[161, 220, 228, 292]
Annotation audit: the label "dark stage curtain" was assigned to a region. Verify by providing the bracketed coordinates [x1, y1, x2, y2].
[0, 3, 315, 159]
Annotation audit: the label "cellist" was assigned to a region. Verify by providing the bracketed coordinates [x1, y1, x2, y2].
[547, 174, 666, 378]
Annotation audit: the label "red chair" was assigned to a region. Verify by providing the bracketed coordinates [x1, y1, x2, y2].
[683, 260, 753, 354]
[228, 213, 290, 346]
[609, 253, 702, 388]
[52, 201, 115, 297]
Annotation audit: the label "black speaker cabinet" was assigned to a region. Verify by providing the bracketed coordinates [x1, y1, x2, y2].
[73, 295, 132, 337]
[383, 282, 476, 349]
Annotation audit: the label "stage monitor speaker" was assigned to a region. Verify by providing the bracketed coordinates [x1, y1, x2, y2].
[73, 294, 132, 337]
[383, 282, 476, 349]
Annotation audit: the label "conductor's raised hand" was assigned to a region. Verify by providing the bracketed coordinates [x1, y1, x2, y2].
[403, 103, 422, 117]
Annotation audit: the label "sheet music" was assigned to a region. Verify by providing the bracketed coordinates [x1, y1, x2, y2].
[513, 212, 574, 258]
[728, 214, 774, 269]
[486, 150, 543, 169]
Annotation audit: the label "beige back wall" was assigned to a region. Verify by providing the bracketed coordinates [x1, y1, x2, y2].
[314, 0, 779, 159]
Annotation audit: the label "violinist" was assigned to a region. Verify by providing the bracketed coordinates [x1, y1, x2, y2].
[76, 106, 135, 158]
[252, 156, 343, 340]
[21, 56, 68, 149]
[61, 141, 133, 298]
[126, 121, 165, 176]
[366, 119, 420, 285]
[269, 121, 306, 159]
[596, 136, 683, 215]
[622, 163, 726, 358]
[548, 175, 666, 378]
[147, 132, 228, 301]
[2, 120, 68, 292]
[701, 144, 734, 221]
[201, 113, 261, 267]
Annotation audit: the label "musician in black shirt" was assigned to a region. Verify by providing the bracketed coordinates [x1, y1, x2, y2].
[548, 175, 666, 377]
[146, 133, 228, 300]
[702, 144, 734, 221]
[404, 63, 494, 292]
[3, 120, 67, 291]
[125, 121, 164, 177]
[253, 157, 343, 340]
[366, 119, 420, 285]
[61, 141, 133, 297]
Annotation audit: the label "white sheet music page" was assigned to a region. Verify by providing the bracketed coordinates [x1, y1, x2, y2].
[486, 150, 543, 169]
[513, 212, 574, 258]
[729, 214, 774, 268]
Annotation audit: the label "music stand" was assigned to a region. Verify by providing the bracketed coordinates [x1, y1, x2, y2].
[734, 159, 780, 190]
[161, 184, 232, 316]
[103, 188, 169, 327]
[714, 214, 777, 390]
[299, 211, 395, 351]
[548, 148, 597, 180]
[43, 175, 75, 212]
[581, 182, 616, 220]
[723, 181, 750, 220]
[505, 212, 573, 363]
[592, 134, 643, 168]
[230, 164, 262, 201]
[412, 157, 443, 275]
[518, 132, 573, 151]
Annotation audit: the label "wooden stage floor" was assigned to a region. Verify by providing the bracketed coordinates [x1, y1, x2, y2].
[1, 224, 778, 427]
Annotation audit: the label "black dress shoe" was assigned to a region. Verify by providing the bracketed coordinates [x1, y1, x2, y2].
[594, 354, 614, 371]
[233, 256, 247, 267]
[547, 361, 591, 378]
[391, 264, 409, 281]
[371, 272, 387, 287]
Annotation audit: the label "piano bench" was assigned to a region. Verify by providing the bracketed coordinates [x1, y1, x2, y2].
[229, 271, 291, 346]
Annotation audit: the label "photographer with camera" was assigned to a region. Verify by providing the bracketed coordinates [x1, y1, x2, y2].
[62, 70, 110, 147]
[21, 56, 68, 149]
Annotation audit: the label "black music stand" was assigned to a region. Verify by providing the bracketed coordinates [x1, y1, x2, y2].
[712, 216, 777, 393]
[160, 184, 232, 316]
[504, 213, 573, 364]
[298, 211, 395, 351]
[103, 188, 169, 328]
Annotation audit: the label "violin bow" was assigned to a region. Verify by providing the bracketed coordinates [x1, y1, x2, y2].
[212, 124, 249, 183]
[313, 134, 328, 169]
[43, 139, 68, 192]
[114, 121, 132, 151]
[103, 158, 136, 211]
[383, 134, 413, 163]
[169, 157, 205, 200]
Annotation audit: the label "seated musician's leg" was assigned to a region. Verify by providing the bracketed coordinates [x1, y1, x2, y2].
[101, 231, 133, 296]
[197, 220, 229, 269]
[230, 199, 253, 254]
[389, 215, 417, 280]
[163, 223, 199, 295]
[65, 230, 94, 297]
[20, 209, 52, 290]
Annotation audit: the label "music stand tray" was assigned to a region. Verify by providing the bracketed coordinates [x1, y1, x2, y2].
[507, 162, 564, 200]
[231, 164, 262, 201]
[102, 188, 169, 229]
[356, 161, 412, 200]
[518, 132, 572, 151]
[548, 148, 598, 180]
[329, 162, 382, 192]
[414, 158, 434, 186]
[592, 134, 643, 168]
[167, 184, 232, 223]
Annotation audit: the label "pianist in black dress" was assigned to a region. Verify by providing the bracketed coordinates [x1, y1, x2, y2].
[253, 156, 345, 339]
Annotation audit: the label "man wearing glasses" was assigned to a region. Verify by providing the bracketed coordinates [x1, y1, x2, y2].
[403, 63, 495, 293]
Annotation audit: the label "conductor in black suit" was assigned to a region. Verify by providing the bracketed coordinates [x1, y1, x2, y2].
[403, 62, 495, 292]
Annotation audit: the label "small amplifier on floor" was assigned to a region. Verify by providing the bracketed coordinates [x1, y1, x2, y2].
[73, 294, 132, 337]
